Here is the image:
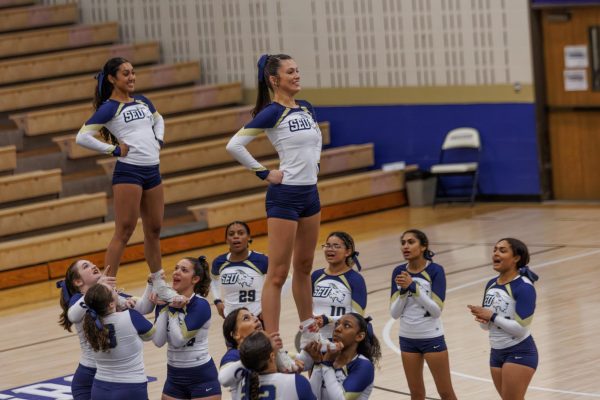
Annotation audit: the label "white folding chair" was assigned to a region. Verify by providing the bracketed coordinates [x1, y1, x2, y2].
[430, 127, 481, 206]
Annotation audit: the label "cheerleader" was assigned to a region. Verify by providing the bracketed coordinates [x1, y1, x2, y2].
[226, 53, 322, 371]
[312, 232, 367, 343]
[468, 238, 539, 400]
[57, 261, 153, 399]
[305, 313, 381, 400]
[82, 283, 155, 399]
[210, 221, 268, 319]
[389, 229, 457, 400]
[75, 57, 177, 302]
[239, 331, 315, 400]
[152, 256, 221, 400]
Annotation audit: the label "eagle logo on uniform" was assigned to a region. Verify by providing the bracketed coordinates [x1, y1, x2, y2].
[328, 283, 346, 303]
[491, 292, 510, 313]
[235, 270, 254, 288]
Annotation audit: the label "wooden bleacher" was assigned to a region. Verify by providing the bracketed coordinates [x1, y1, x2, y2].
[0, 42, 160, 85]
[0, 22, 119, 58]
[52, 105, 254, 159]
[0, 61, 201, 111]
[188, 169, 408, 228]
[9, 82, 243, 136]
[0, 3, 78, 33]
[0, 169, 61, 204]
[97, 122, 331, 177]
[0, 145, 16, 173]
[163, 143, 374, 205]
[0, 192, 107, 237]
[0, 3, 410, 290]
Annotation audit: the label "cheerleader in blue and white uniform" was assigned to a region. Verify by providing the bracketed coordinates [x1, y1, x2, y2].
[210, 221, 269, 319]
[152, 256, 221, 400]
[57, 260, 153, 400]
[312, 232, 367, 343]
[305, 313, 381, 400]
[226, 53, 322, 371]
[468, 238, 539, 400]
[389, 229, 457, 400]
[239, 331, 315, 400]
[82, 282, 155, 399]
[76, 57, 177, 302]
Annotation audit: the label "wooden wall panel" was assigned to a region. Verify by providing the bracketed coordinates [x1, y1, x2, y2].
[549, 111, 600, 199]
[542, 7, 600, 106]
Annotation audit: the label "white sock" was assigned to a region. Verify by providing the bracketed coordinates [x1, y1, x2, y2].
[150, 269, 165, 282]
[300, 318, 315, 332]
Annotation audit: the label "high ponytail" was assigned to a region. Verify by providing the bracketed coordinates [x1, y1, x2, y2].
[93, 57, 129, 145]
[252, 53, 292, 117]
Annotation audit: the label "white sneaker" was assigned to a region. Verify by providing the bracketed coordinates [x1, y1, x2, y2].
[152, 279, 179, 303]
[275, 349, 297, 373]
[299, 330, 338, 352]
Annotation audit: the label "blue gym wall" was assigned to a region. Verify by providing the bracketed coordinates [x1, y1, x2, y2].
[316, 103, 541, 197]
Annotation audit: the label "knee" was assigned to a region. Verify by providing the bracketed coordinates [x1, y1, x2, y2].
[143, 223, 162, 240]
[114, 223, 137, 242]
[293, 258, 313, 274]
[267, 272, 288, 289]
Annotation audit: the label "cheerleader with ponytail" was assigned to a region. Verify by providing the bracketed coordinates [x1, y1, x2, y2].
[389, 229, 457, 400]
[82, 283, 155, 400]
[305, 313, 381, 399]
[76, 57, 177, 304]
[239, 331, 315, 400]
[307, 232, 367, 353]
[152, 256, 222, 400]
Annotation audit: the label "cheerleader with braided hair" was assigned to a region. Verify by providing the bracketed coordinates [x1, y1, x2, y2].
[239, 331, 315, 400]
[389, 229, 457, 400]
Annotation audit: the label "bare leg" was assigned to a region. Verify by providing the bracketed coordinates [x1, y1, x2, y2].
[490, 367, 503, 397]
[261, 217, 297, 334]
[292, 212, 320, 322]
[104, 184, 142, 277]
[424, 351, 457, 400]
[401, 351, 426, 400]
[140, 183, 164, 273]
[501, 363, 535, 400]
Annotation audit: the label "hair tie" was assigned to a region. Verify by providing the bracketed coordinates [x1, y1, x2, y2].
[198, 255, 206, 262]
[519, 266, 539, 283]
[364, 315, 374, 340]
[257, 54, 269, 83]
[424, 249, 435, 261]
[56, 280, 72, 303]
[95, 71, 105, 97]
[352, 251, 362, 271]
[86, 307, 104, 331]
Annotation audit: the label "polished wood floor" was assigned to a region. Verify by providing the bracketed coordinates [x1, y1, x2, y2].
[2, 203, 600, 399]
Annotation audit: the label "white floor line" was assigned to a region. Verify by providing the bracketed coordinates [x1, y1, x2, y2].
[383, 247, 600, 398]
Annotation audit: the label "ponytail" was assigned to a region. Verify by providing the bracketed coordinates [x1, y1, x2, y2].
[350, 313, 382, 367]
[252, 53, 292, 117]
[82, 284, 114, 352]
[57, 260, 82, 332]
[93, 57, 129, 145]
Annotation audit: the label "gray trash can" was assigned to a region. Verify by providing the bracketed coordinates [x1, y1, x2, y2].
[405, 170, 437, 206]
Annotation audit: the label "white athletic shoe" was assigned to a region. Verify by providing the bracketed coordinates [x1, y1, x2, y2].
[275, 349, 298, 373]
[152, 279, 179, 303]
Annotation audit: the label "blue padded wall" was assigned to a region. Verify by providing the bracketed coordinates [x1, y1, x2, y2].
[315, 103, 540, 196]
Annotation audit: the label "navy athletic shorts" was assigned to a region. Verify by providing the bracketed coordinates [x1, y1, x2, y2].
[265, 183, 320, 221]
[399, 335, 448, 354]
[112, 160, 161, 190]
[163, 359, 222, 399]
[490, 335, 538, 369]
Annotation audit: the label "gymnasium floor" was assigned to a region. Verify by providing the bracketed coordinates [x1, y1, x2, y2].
[1, 203, 599, 399]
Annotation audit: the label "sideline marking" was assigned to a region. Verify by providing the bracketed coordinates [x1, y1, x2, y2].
[383, 248, 600, 398]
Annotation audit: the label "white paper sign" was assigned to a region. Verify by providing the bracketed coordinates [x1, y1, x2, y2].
[564, 69, 588, 91]
[564, 45, 589, 68]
